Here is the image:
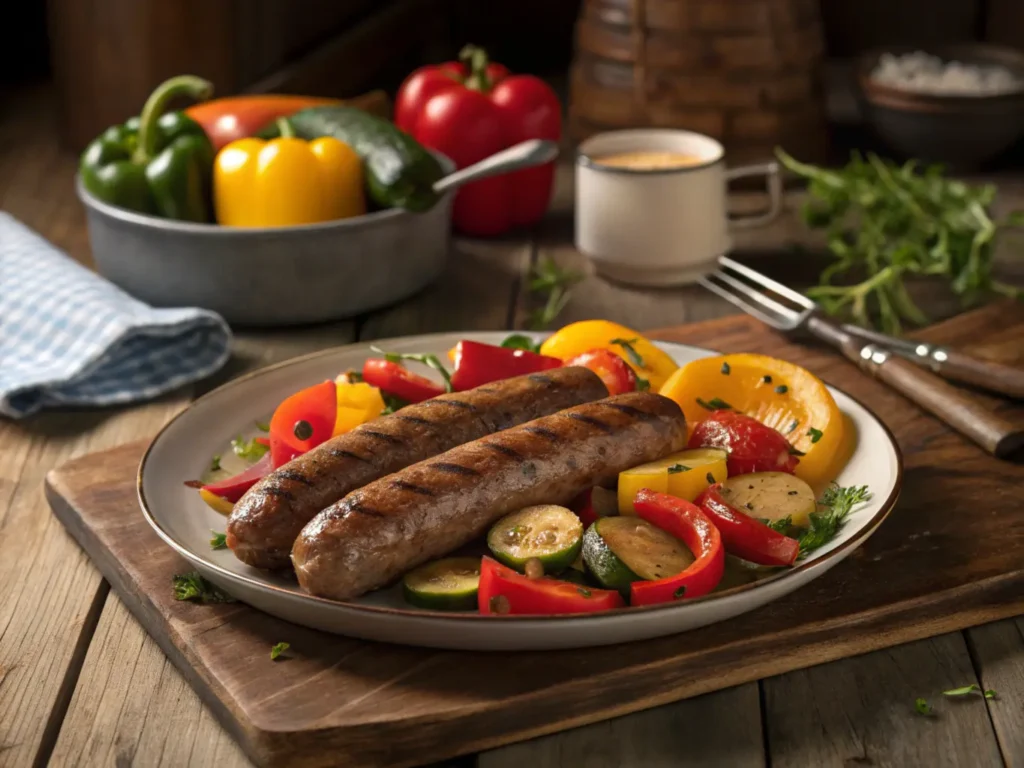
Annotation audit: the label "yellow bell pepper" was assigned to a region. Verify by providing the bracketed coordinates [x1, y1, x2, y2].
[213, 118, 365, 227]
[618, 448, 728, 514]
[199, 487, 235, 516]
[333, 380, 386, 436]
[539, 320, 679, 390]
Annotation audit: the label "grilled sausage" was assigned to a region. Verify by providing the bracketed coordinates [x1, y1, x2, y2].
[293, 392, 688, 601]
[227, 367, 607, 569]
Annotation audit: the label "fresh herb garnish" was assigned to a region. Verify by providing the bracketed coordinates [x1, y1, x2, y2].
[610, 338, 645, 367]
[706, 472, 715, 485]
[209, 454, 221, 472]
[721, 362, 731, 375]
[774, 385, 789, 394]
[673, 586, 687, 599]
[915, 698, 935, 717]
[270, 642, 290, 660]
[787, 419, 799, 433]
[526, 256, 584, 330]
[577, 586, 592, 598]
[343, 370, 364, 384]
[942, 684, 996, 699]
[210, 531, 227, 550]
[231, 435, 269, 462]
[635, 377, 651, 392]
[255, 421, 270, 433]
[696, 397, 733, 411]
[380, 393, 408, 415]
[807, 427, 823, 443]
[764, 516, 795, 534]
[667, 464, 691, 474]
[370, 346, 453, 392]
[789, 446, 806, 457]
[501, 334, 542, 353]
[776, 147, 1024, 334]
[797, 484, 872, 558]
[172, 572, 236, 604]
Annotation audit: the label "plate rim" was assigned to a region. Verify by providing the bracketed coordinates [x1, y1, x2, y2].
[137, 330, 904, 623]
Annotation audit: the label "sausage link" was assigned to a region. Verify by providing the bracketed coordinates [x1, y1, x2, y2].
[293, 392, 688, 601]
[226, 367, 607, 569]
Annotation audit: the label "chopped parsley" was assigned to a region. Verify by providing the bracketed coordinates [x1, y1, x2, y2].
[915, 698, 935, 717]
[942, 684, 996, 699]
[209, 454, 221, 472]
[706, 472, 716, 485]
[231, 435, 268, 462]
[797, 484, 872, 559]
[270, 642, 290, 660]
[762, 375, 773, 384]
[172, 572, 236, 604]
[789, 446, 806, 457]
[696, 397, 733, 411]
[254, 421, 270, 432]
[667, 464, 691, 474]
[210, 531, 227, 550]
[501, 334, 542, 353]
[673, 586, 687, 599]
[774, 384, 789, 394]
[807, 427, 823, 443]
[636, 377, 651, 392]
[577, 587, 592, 598]
[787, 419, 799, 433]
[759, 515, 798, 537]
[720, 362, 731, 375]
[610, 338, 645, 367]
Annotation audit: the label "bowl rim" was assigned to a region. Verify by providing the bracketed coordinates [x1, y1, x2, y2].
[76, 151, 456, 237]
[856, 43, 1024, 106]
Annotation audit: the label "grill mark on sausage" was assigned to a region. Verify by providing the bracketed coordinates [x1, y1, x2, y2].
[360, 429, 404, 446]
[422, 398, 478, 412]
[603, 402, 655, 420]
[565, 411, 615, 434]
[276, 469, 315, 486]
[482, 442, 525, 462]
[429, 462, 481, 476]
[263, 487, 296, 502]
[348, 501, 385, 518]
[522, 426, 560, 442]
[327, 447, 372, 463]
[390, 480, 436, 497]
[528, 373, 555, 386]
[396, 414, 435, 427]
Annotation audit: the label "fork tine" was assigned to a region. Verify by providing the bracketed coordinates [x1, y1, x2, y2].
[717, 255, 816, 309]
[698, 275, 791, 330]
[709, 270, 803, 327]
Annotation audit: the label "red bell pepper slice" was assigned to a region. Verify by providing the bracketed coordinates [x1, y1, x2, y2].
[478, 556, 624, 615]
[629, 490, 725, 605]
[199, 452, 273, 503]
[362, 358, 445, 404]
[268, 380, 338, 468]
[695, 484, 800, 567]
[449, 340, 562, 391]
[689, 411, 799, 476]
[564, 348, 637, 395]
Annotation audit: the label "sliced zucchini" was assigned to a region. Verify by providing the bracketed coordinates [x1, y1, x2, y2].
[487, 505, 583, 572]
[583, 516, 695, 591]
[721, 472, 815, 528]
[402, 557, 481, 610]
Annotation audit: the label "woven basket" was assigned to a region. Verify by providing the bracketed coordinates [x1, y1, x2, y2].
[568, 0, 830, 164]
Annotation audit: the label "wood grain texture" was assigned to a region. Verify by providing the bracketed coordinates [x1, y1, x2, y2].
[43, 304, 1024, 768]
[965, 619, 1024, 766]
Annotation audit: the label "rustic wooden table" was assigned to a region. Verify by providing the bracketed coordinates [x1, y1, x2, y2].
[2, 86, 1024, 768]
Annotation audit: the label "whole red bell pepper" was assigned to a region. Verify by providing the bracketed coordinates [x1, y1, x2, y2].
[696, 484, 800, 567]
[689, 411, 799, 476]
[449, 340, 561, 391]
[268, 380, 338, 468]
[630, 490, 725, 605]
[362, 358, 445, 404]
[395, 45, 561, 237]
[477, 557, 624, 615]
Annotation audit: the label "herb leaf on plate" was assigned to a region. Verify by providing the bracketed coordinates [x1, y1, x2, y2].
[231, 435, 268, 463]
[797, 484, 872, 559]
[172, 572, 236, 603]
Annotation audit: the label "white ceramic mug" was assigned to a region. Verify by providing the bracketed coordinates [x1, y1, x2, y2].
[575, 129, 783, 287]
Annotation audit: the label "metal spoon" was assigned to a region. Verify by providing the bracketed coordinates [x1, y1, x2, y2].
[432, 139, 560, 195]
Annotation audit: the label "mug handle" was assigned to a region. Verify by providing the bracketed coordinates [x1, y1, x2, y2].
[725, 162, 783, 230]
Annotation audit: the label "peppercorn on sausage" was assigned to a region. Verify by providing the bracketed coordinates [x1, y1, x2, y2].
[292, 392, 688, 601]
[227, 367, 607, 569]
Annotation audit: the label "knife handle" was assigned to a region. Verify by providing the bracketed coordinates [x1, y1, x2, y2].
[925, 347, 1024, 400]
[853, 344, 1024, 458]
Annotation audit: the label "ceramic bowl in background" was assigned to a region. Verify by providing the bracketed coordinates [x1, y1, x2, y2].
[77, 154, 455, 328]
[856, 44, 1024, 171]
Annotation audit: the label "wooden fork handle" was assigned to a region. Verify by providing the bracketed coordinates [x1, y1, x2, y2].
[931, 348, 1024, 400]
[853, 345, 1024, 458]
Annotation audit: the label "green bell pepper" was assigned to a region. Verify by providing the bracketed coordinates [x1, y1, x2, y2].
[80, 75, 216, 222]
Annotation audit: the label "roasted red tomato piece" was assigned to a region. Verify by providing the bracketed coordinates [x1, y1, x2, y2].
[688, 410, 799, 476]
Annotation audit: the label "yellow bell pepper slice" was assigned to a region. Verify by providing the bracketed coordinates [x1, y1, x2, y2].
[618, 448, 727, 514]
[333, 381, 386, 436]
[213, 119, 365, 228]
[539, 320, 678, 390]
[199, 487, 235, 516]
[658, 353, 850, 489]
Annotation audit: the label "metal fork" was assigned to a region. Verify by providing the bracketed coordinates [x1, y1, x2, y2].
[700, 256, 1024, 458]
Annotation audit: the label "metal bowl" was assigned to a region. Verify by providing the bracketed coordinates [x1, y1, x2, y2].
[76, 154, 455, 327]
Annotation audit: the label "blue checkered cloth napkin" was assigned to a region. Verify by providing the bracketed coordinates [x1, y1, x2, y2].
[0, 213, 232, 418]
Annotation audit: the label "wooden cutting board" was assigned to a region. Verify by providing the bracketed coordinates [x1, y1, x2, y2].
[45, 303, 1024, 768]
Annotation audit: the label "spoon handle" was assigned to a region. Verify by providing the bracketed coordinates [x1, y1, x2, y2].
[432, 140, 560, 195]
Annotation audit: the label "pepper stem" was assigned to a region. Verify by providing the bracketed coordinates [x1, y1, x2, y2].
[459, 44, 493, 92]
[276, 117, 296, 139]
[133, 75, 214, 164]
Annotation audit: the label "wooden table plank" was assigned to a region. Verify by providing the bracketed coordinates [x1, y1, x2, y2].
[0, 398, 190, 765]
[966, 619, 1024, 764]
[763, 633, 1004, 768]
[479, 685, 765, 768]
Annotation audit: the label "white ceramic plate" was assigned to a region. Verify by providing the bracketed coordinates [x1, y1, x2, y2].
[139, 331, 903, 651]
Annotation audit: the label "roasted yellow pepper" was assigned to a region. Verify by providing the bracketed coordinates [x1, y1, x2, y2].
[213, 119, 365, 227]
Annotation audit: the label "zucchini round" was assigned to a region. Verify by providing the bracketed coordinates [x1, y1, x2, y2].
[583, 516, 695, 592]
[720, 471, 816, 529]
[487, 505, 583, 572]
[401, 557, 481, 610]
